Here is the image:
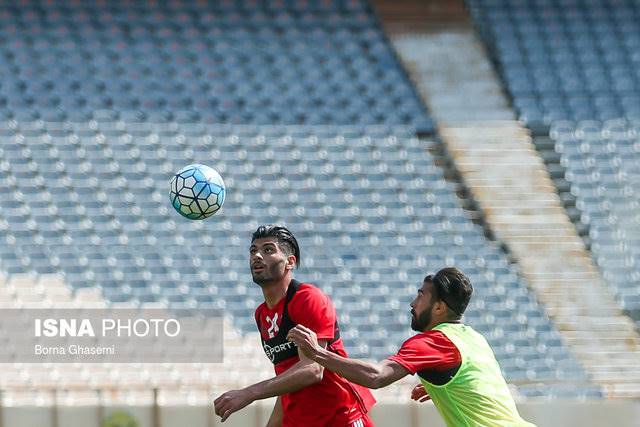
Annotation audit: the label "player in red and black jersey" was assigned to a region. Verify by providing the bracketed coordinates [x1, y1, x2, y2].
[214, 225, 376, 426]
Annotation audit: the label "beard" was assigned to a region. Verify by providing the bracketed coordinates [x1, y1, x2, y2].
[252, 268, 274, 286]
[251, 270, 269, 285]
[251, 260, 285, 286]
[411, 308, 432, 332]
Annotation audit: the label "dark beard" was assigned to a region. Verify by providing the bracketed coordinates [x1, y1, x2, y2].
[252, 269, 273, 286]
[411, 308, 431, 332]
[252, 260, 285, 286]
[251, 271, 268, 285]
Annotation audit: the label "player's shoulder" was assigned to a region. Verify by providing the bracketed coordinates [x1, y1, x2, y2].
[402, 330, 452, 347]
[294, 282, 330, 299]
[295, 282, 327, 296]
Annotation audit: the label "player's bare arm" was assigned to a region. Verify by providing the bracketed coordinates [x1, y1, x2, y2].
[214, 341, 327, 422]
[288, 325, 410, 389]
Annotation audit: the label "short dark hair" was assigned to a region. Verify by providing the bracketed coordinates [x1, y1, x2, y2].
[251, 225, 300, 268]
[425, 267, 473, 319]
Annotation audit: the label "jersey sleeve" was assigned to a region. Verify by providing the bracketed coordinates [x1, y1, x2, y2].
[388, 331, 461, 374]
[287, 284, 336, 341]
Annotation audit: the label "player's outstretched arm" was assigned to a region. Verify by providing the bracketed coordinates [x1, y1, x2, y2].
[288, 325, 410, 389]
[214, 342, 327, 422]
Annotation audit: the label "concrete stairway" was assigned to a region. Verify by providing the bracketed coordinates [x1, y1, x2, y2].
[373, 0, 640, 398]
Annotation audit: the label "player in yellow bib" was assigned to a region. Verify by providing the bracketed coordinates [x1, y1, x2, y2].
[289, 267, 536, 427]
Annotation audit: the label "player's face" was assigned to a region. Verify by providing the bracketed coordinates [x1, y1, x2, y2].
[410, 281, 436, 332]
[249, 238, 290, 286]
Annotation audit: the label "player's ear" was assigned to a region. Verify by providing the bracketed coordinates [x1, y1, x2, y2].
[285, 255, 296, 270]
[435, 300, 447, 315]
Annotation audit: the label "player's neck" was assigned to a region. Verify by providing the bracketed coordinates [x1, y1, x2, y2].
[426, 318, 462, 331]
[261, 275, 292, 309]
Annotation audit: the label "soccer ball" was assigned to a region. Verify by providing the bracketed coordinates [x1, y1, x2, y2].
[170, 164, 226, 220]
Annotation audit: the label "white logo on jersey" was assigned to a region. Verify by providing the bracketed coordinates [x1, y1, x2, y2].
[266, 313, 279, 338]
[263, 341, 297, 363]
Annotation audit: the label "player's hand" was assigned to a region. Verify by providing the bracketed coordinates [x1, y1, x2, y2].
[411, 384, 431, 403]
[214, 389, 254, 422]
[287, 325, 321, 359]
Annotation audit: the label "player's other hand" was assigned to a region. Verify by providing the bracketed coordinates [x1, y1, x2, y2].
[287, 325, 320, 359]
[214, 389, 254, 422]
[411, 384, 431, 403]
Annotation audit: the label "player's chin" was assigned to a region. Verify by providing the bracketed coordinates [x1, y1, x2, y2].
[251, 272, 270, 285]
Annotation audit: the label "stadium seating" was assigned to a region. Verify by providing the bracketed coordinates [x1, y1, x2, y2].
[467, 0, 640, 131]
[0, 0, 433, 132]
[0, 0, 608, 401]
[551, 119, 640, 327]
[0, 119, 598, 397]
